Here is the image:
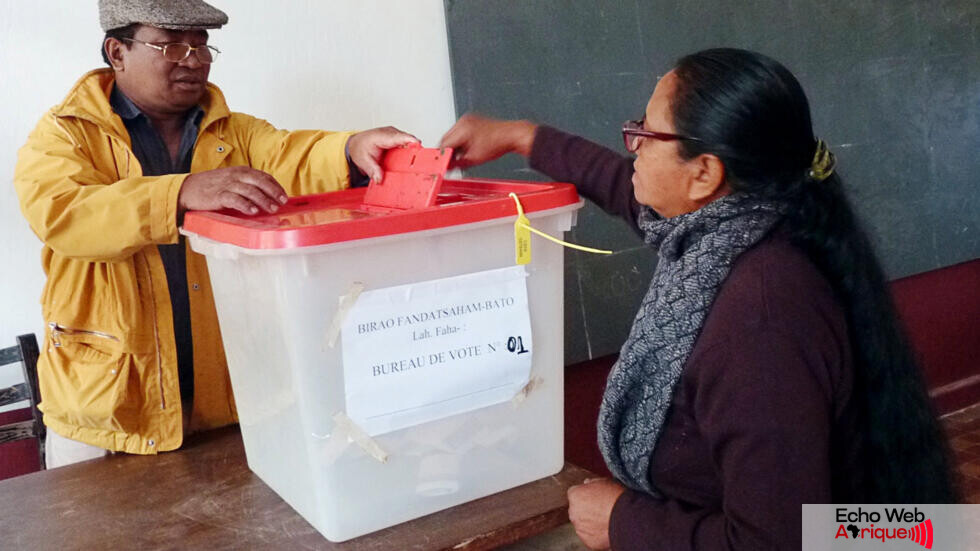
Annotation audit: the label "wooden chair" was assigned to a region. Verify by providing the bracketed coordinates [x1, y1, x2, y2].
[0, 334, 45, 473]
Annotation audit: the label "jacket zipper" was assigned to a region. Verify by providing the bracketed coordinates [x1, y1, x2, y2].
[142, 253, 166, 410]
[48, 322, 119, 347]
[107, 137, 163, 411]
[103, 138, 162, 409]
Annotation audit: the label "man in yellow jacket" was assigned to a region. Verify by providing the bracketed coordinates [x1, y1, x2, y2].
[13, 0, 418, 467]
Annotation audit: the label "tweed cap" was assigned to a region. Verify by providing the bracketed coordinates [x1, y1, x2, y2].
[99, 0, 229, 32]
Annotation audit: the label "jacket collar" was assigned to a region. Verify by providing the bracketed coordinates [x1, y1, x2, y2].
[51, 68, 231, 137]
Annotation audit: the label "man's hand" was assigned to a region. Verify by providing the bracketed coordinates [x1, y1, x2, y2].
[178, 166, 288, 216]
[439, 113, 537, 169]
[346, 126, 420, 183]
[567, 478, 626, 550]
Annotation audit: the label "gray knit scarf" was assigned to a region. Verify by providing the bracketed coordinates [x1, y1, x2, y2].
[597, 192, 787, 494]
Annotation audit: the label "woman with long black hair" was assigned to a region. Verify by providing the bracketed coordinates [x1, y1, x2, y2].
[440, 48, 957, 549]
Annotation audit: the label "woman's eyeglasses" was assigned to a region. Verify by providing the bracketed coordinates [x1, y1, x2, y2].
[621, 119, 702, 152]
[121, 38, 221, 64]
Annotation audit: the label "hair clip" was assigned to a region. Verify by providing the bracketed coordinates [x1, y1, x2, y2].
[809, 139, 836, 182]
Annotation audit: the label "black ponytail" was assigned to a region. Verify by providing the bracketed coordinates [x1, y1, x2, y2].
[671, 48, 957, 503]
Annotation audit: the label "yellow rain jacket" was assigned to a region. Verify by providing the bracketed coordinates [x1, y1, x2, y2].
[14, 69, 355, 454]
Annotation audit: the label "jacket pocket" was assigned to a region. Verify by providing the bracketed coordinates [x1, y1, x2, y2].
[39, 327, 142, 434]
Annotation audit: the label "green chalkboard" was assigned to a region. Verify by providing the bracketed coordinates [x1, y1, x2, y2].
[444, 0, 980, 364]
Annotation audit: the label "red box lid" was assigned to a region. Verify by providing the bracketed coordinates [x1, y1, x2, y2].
[182, 178, 580, 249]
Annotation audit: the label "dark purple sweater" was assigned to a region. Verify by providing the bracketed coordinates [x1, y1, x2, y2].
[530, 126, 854, 550]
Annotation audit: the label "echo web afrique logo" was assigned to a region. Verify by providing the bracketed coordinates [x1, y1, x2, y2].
[835, 507, 933, 548]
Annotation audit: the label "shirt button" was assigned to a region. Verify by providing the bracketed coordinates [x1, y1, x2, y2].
[148, 439, 155, 447]
[192, 283, 200, 291]
[217, 146, 225, 153]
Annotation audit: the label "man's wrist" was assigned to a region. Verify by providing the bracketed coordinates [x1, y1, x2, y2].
[345, 137, 370, 187]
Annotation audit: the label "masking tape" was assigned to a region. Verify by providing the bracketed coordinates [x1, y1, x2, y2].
[332, 411, 389, 463]
[326, 282, 365, 348]
[511, 376, 543, 406]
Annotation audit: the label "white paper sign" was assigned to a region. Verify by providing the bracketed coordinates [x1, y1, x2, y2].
[341, 266, 533, 436]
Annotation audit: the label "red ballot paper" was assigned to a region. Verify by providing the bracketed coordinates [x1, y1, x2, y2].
[362, 144, 453, 210]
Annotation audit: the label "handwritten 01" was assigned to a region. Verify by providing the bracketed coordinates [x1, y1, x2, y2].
[507, 336, 530, 355]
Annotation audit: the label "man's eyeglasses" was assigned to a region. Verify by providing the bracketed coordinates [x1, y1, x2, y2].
[621, 119, 702, 152]
[120, 38, 220, 64]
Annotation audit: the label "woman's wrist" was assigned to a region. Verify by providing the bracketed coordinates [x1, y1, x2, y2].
[508, 120, 538, 157]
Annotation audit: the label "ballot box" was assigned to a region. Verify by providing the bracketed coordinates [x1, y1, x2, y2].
[181, 146, 583, 542]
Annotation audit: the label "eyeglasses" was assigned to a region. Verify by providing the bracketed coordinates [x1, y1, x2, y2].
[621, 119, 702, 152]
[120, 38, 220, 64]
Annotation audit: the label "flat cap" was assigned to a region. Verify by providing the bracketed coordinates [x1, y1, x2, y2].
[99, 0, 229, 32]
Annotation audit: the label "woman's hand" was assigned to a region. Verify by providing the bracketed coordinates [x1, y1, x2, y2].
[567, 477, 626, 550]
[439, 113, 537, 169]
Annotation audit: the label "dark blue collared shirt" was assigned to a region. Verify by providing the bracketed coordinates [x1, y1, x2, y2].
[110, 86, 200, 402]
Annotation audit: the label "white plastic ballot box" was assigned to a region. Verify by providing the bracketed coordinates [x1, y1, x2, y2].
[181, 147, 583, 541]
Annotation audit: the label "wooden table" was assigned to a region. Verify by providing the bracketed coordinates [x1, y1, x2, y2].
[0, 426, 592, 550]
